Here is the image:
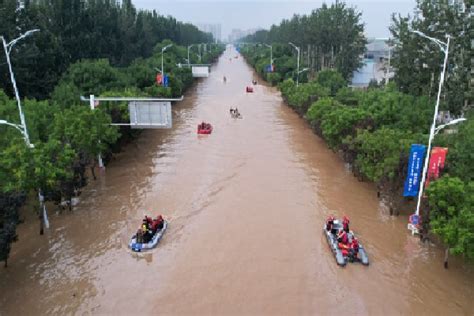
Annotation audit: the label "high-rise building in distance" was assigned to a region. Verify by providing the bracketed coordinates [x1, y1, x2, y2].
[196, 23, 222, 43]
[228, 28, 263, 43]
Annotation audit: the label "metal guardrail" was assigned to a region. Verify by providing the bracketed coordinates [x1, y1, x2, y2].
[80, 96, 184, 102]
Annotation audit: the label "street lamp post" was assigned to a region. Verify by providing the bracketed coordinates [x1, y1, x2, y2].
[434, 118, 467, 135]
[410, 30, 452, 228]
[161, 44, 173, 77]
[298, 68, 309, 76]
[187, 44, 195, 67]
[289, 42, 301, 86]
[1, 30, 49, 234]
[1, 29, 39, 148]
[0, 120, 32, 145]
[264, 43, 273, 68]
[385, 45, 392, 85]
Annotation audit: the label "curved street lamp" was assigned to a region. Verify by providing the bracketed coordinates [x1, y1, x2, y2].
[289, 42, 301, 86]
[263, 43, 273, 67]
[409, 29, 452, 220]
[1, 29, 49, 232]
[161, 44, 173, 77]
[1, 29, 39, 148]
[187, 44, 195, 67]
[0, 120, 34, 148]
[434, 118, 467, 135]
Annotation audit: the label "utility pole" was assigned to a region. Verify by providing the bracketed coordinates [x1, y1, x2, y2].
[1, 30, 39, 148]
[187, 44, 195, 67]
[263, 43, 272, 68]
[161, 44, 173, 77]
[410, 31, 451, 220]
[0, 29, 48, 234]
[289, 42, 301, 86]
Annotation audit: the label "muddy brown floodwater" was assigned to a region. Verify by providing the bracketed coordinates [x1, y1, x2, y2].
[1, 47, 473, 315]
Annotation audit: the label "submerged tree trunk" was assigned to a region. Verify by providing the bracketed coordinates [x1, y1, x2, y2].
[444, 247, 449, 269]
[90, 164, 97, 180]
[39, 210, 44, 235]
[38, 191, 44, 235]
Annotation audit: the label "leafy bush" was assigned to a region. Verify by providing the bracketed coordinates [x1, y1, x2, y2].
[427, 177, 474, 259]
[316, 70, 347, 96]
[346, 128, 417, 182]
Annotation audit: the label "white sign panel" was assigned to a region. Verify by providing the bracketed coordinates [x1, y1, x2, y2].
[128, 101, 172, 129]
[192, 66, 209, 78]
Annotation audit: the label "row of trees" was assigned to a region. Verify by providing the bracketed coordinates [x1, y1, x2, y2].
[0, 0, 214, 99]
[277, 76, 473, 261]
[389, 0, 470, 115]
[0, 41, 223, 266]
[240, 0, 473, 262]
[0, 0, 225, 265]
[239, 2, 366, 80]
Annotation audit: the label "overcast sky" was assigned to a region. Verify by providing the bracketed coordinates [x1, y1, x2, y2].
[134, 0, 416, 40]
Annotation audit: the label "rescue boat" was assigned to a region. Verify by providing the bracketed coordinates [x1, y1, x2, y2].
[129, 220, 168, 252]
[197, 123, 213, 134]
[323, 219, 369, 266]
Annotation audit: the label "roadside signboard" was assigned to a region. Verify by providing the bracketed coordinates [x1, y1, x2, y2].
[403, 144, 427, 197]
[192, 66, 209, 78]
[128, 101, 172, 129]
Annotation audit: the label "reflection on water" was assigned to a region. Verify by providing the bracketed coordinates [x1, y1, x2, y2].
[0, 47, 473, 315]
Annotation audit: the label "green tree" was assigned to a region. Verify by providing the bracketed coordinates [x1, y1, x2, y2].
[427, 177, 474, 266]
[316, 70, 346, 96]
[389, 0, 469, 114]
[447, 118, 474, 182]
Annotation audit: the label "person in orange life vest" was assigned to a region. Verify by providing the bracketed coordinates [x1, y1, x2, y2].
[152, 215, 164, 232]
[337, 229, 350, 256]
[144, 216, 153, 227]
[325, 215, 335, 232]
[141, 221, 150, 243]
[142, 218, 153, 242]
[136, 228, 144, 243]
[350, 237, 359, 258]
[342, 216, 350, 232]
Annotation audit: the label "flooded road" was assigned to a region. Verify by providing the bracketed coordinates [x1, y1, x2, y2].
[1, 47, 473, 315]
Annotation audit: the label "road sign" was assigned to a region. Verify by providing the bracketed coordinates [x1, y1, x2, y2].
[128, 101, 172, 129]
[192, 66, 209, 77]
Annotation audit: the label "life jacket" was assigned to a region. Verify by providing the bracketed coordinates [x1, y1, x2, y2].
[351, 238, 359, 252]
[343, 216, 350, 232]
[326, 216, 334, 231]
[145, 216, 153, 225]
[338, 230, 348, 244]
[152, 215, 164, 231]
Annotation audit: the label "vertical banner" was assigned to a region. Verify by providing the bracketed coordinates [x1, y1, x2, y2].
[265, 64, 275, 73]
[425, 147, 448, 187]
[163, 75, 169, 87]
[156, 74, 163, 85]
[403, 144, 427, 197]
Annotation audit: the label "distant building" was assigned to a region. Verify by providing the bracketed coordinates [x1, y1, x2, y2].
[196, 23, 222, 43]
[351, 38, 393, 88]
[228, 28, 263, 43]
[437, 111, 454, 124]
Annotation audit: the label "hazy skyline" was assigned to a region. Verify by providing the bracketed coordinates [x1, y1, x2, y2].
[134, 0, 416, 40]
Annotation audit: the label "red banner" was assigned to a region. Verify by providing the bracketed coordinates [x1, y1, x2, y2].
[156, 74, 163, 85]
[425, 147, 448, 187]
